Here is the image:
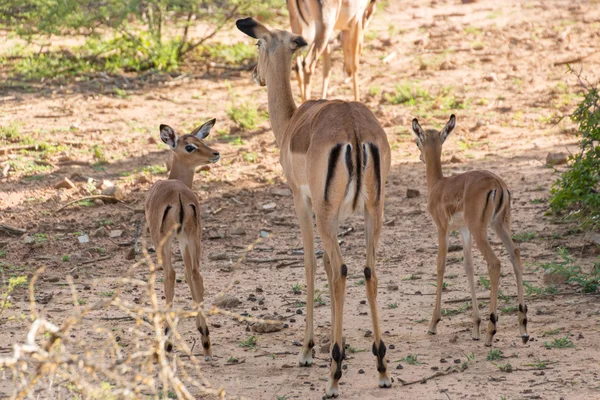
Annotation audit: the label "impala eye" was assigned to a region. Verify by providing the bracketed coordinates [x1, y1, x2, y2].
[185, 145, 196, 153]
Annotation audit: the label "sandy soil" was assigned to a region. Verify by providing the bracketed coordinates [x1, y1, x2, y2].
[2, 0, 600, 399]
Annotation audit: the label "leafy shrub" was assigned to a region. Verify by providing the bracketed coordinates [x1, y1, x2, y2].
[550, 71, 600, 229]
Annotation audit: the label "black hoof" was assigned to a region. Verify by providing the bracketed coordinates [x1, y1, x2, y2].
[166, 342, 173, 352]
[427, 331, 436, 335]
[472, 337, 480, 341]
[521, 335, 530, 344]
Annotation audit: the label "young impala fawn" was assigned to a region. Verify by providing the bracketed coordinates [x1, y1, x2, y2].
[411, 115, 529, 346]
[287, 0, 377, 101]
[236, 17, 392, 398]
[145, 119, 220, 360]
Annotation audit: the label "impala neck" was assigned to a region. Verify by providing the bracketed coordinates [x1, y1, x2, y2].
[425, 152, 444, 190]
[266, 58, 297, 148]
[168, 156, 195, 189]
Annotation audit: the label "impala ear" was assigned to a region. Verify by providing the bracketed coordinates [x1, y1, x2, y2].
[411, 118, 424, 143]
[440, 114, 456, 143]
[290, 35, 308, 51]
[191, 118, 216, 139]
[160, 124, 177, 149]
[236, 17, 270, 39]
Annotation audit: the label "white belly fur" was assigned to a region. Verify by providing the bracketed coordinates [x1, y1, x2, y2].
[448, 211, 466, 230]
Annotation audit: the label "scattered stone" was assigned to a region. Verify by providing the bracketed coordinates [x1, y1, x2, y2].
[35, 292, 54, 304]
[542, 270, 567, 285]
[213, 294, 241, 309]
[546, 152, 568, 166]
[47, 277, 60, 283]
[296, 309, 303, 315]
[78, 234, 90, 244]
[396, 364, 403, 369]
[449, 335, 459, 344]
[450, 154, 466, 164]
[389, 344, 395, 349]
[387, 284, 399, 291]
[92, 227, 107, 237]
[126, 247, 136, 260]
[109, 229, 123, 238]
[262, 202, 277, 211]
[448, 244, 463, 252]
[584, 231, 600, 246]
[23, 236, 35, 244]
[440, 358, 447, 363]
[483, 72, 497, 82]
[93, 199, 103, 205]
[360, 300, 367, 305]
[358, 369, 365, 374]
[247, 293, 257, 302]
[431, 366, 439, 371]
[135, 174, 151, 185]
[406, 188, 420, 198]
[250, 316, 286, 333]
[54, 177, 76, 190]
[207, 230, 224, 240]
[272, 188, 292, 197]
[83, 285, 91, 290]
[256, 287, 264, 293]
[209, 253, 229, 261]
[454, 359, 461, 364]
[231, 228, 246, 236]
[364, 329, 372, 338]
[101, 185, 124, 201]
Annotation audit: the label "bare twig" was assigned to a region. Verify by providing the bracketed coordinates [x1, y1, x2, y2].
[54, 195, 137, 213]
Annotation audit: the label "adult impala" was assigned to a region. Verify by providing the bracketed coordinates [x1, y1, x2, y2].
[287, 0, 377, 101]
[236, 17, 391, 398]
[411, 115, 529, 346]
[145, 119, 220, 360]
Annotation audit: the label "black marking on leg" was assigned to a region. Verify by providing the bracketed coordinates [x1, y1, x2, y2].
[373, 340, 387, 373]
[368, 143, 381, 203]
[165, 327, 170, 335]
[308, 339, 315, 349]
[177, 193, 184, 234]
[522, 318, 528, 327]
[495, 189, 504, 215]
[332, 343, 343, 380]
[166, 342, 173, 352]
[491, 330, 497, 336]
[161, 206, 172, 231]
[198, 326, 209, 337]
[203, 341, 210, 349]
[190, 203, 198, 223]
[476, 317, 481, 325]
[341, 264, 348, 277]
[364, 267, 371, 280]
[490, 313, 497, 324]
[324, 144, 343, 202]
[482, 190, 494, 221]
[519, 304, 528, 313]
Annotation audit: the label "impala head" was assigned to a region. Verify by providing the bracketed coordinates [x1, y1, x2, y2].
[236, 17, 307, 86]
[159, 119, 220, 166]
[411, 114, 456, 163]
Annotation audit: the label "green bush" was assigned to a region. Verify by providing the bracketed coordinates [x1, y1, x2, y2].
[550, 72, 600, 229]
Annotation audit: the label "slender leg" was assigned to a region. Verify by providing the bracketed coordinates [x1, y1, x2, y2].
[293, 194, 317, 367]
[364, 202, 391, 388]
[323, 252, 335, 342]
[460, 228, 481, 340]
[316, 214, 346, 399]
[295, 55, 306, 102]
[321, 44, 332, 99]
[428, 228, 449, 335]
[304, 16, 334, 100]
[340, 21, 363, 101]
[159, 239, 176, 352]
[472, 230, 502, 347]
[183, 238, 212, 360]
[493, 218, 529, 343]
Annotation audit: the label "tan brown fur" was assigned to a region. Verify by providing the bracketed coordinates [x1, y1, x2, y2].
[145, 120, 220, 360]
[287, 0, 377, 101]
[236, 18, 391, 398]
[411, 115, 529, 347]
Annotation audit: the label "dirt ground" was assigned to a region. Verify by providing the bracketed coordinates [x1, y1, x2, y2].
[2, 0, 600, 399]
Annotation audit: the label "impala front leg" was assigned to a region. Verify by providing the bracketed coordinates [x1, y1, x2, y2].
[293, 193, 317, 367]
[429, 228, 449, 335]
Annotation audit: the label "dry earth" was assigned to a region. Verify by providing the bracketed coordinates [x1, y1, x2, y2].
[2, 0, 600, 399]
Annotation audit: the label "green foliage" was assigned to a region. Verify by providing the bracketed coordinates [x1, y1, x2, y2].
[314, 293, 325, 307]
[535, 247, 600, 293]
[401, 354, 421, 365]
[383, 82, 431, 105]
[292, 283, 302, 294]
[239, 335, 257, 350]
[512, 231, 536, 243]
[387, 302, 398, 309]
[354, 279, 365, 286]
[1, 275, 28, 312]
[550, 73, 600, 229]
[544, 336, 575, 349]
[479, 276, 491, 290]
[486, 349, 503, 361]
[226, 101, 263, 131]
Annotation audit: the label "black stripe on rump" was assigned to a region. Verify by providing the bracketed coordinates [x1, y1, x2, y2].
[161, 205, 172, 232]
[178, 193, 184, 234]
[352, 138, 362, 210]
[482, 190, 494, 222]
[190, 204, 198, 224]
[495, 189, 504, 215]
[362, 143, 368, 170]
[368, 143, 381, 203]
[324, 144, 343, 202]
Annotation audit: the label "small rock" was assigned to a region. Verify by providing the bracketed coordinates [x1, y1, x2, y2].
[364, 329, 372, 338]
[454, 359, 461, 364]
[387, 284, 399, 291]
[35, 292, 54, 304]
[396, 364, 403, 369]
[126, 247, 136, 260]
[450, 154, 466, 164]
[213, 294, 241, 309]
[449, 335, 459, 343]
[256, 287, 264, 293]
[101, 185, 124, 201]
[431, 366, 439, 371]
[83, 284, 91, 290]
[483, 73, 497, 82]
[440, 358, 447, 363]
[248, 293, 257, 302]
[406, 188, 420, 198]
[542, 270, 567, 285]
[546, 152, 568, 166]
[47, 277, 60, 283]
[109, 230, 123, 238]
[135, 174, 151, 185]
[262, 202, 277, 211]
[23, 236, 35, 244]
[92, 227, 107, 237]
[209, 253, 229, 261]
[320, 342, 330, 354]
[296, 309, 303, 315]
[78, 234, 89, 244]
[389, 344, 395, 349]
[358, 369, 365, 374]
[231, 228, 246, 236]
[54, 177, 76, 190]
[272, 188, 292, 197]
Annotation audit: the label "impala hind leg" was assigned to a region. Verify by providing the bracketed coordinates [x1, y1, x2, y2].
[460, 228, 481, 340]
[340, 20, 364, 101]
[472, 230, 502, 347]
[364, 202, 391, 388]
[493, 219, 529, 344]
[428, 229, 449, 335]
[321, 44, 332, 99]
[182, 238, 211, 360]
[293, 194, 317, 367]
[316, 216, 346, 398]
[158, 238, 176, 352]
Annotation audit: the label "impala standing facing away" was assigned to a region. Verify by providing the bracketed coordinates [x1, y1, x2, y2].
[287, 0, 377, 101]
[236, 18, 392, 398]
[145, 119, 220, 361]
[410, 115, 529, 347]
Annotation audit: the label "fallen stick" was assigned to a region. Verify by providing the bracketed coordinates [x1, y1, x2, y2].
[398, 366, 461, 386]
[99, 316, 134, 321]
[0, 145, 38, 155]
[0, 224, 26, 236]
[553, 52, 597, 66]
[253, 351, 295, 358]
[245, 257, 301, 264]
[80, 255, 111, 265]
[55, 196, 138, 213]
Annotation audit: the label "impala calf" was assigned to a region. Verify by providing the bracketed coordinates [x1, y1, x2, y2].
[145, 119, 220, 360]
[411, 115, 529, 347]
[287, 0, 377, 101]
[236, 17, 391, 398]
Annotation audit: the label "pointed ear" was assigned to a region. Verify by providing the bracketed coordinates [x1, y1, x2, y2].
[411, 118, 424, 143]
[236, 18, 270, 39]
[440, 114, 456, 143]
[290, 35, 308, 51]
[191, 118, 216, 139]
[160, 124, 177, 149]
